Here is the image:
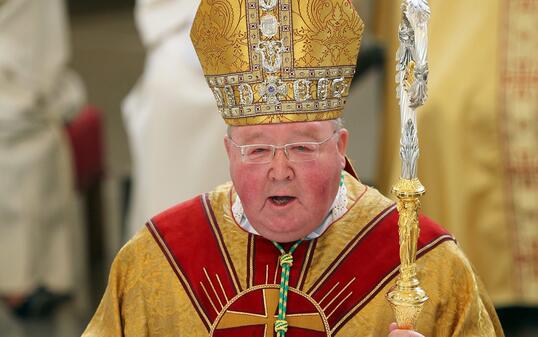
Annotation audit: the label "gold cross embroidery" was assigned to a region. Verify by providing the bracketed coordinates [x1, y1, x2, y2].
[216, 288, 325, 337]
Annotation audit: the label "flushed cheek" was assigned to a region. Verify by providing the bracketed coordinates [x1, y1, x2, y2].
[301, 169, 334, 193]
[231, 170, 266, 209]
[299, 170, 339, 210]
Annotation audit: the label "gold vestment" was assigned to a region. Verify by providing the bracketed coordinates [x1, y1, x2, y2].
[83, 175, 503, 336]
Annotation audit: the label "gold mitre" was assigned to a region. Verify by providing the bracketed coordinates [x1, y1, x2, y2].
[191, 0, 364, 126]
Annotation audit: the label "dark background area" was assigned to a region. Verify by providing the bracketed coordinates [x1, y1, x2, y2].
[68, 0, 135, 15]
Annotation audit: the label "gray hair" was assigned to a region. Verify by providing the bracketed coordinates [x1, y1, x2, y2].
[226, 117, 344, 138]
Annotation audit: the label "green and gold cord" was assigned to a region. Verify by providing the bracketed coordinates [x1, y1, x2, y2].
[272, 239, 303, 337]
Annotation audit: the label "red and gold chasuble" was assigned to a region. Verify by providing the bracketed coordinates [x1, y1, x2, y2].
[146, 176, 452, 337]
[82, 174, 504, 336]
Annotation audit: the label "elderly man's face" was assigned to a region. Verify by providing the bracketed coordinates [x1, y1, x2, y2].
[225, 120, 348, 242]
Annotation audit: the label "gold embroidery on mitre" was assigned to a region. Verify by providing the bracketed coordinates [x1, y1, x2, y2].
[191, 0, 364, 125]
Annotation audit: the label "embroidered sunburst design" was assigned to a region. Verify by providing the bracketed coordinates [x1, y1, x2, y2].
[316, 278, 356, 319]
[199, 268, 230, 315]
[211, 285, 330, 337]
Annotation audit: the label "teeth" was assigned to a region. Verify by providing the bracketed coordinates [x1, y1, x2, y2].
[271, 196, 293, 205]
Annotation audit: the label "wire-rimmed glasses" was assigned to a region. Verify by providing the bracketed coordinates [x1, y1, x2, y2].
[229, 131, 338, 164]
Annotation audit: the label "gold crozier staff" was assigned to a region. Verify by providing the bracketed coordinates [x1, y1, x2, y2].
[387, 0, 431, 331]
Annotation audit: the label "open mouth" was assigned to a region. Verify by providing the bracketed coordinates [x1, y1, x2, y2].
[269, 196, 296, 206]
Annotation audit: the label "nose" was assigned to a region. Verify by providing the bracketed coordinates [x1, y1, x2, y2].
[268, 147, 294, 181]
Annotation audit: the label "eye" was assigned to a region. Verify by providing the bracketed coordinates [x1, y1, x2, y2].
[289, 143, 316, 153]
[246, 146, 271, 156]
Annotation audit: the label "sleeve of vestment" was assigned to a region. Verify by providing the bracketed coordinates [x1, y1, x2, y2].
[81, 230, 152, 337]
[419, 241, 505, 337]
[81, 244, 130, 337]
[81, 227, 210, 337]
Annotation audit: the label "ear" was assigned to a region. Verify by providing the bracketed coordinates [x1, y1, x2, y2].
[224, 134, 233, 159]
[336, 128, 349, 168]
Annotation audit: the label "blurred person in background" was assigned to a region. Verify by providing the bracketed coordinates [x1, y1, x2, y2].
[374, 0, 538, 335]
[0, 0, 86, 318]
[122, 0, 229, 239]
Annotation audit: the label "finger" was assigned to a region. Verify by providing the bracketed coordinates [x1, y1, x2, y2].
[388, 329, 425, 337]
[389, 322, 398, 332]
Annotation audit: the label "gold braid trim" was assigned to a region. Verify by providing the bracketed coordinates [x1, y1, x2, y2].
[224, 110, 342, 126]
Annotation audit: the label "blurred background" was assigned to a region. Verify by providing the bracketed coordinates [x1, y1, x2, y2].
[0, 0, 536, 336]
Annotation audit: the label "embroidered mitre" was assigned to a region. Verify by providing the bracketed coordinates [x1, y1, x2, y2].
[190, 0, 364, 125]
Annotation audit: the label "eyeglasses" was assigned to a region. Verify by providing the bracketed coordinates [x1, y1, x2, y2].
[229, 131, 338, 164]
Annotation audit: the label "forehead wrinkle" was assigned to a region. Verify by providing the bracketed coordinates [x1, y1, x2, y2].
[236, 130, 267, 144]
[232, 121, 334, 144]
[283, 122, 334, 142]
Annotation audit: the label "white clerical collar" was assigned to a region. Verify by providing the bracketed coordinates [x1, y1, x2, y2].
[231, 178, 348, 240]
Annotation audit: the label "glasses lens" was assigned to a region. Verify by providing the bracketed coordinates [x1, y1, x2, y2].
[287, 143, 319, 162]
[243, 145, 273, 163]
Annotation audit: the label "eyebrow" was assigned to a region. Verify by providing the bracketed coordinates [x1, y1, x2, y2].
[246, 133, 321, 144]
[241, 131, 266, 143]
[239, 127, 325, 144]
